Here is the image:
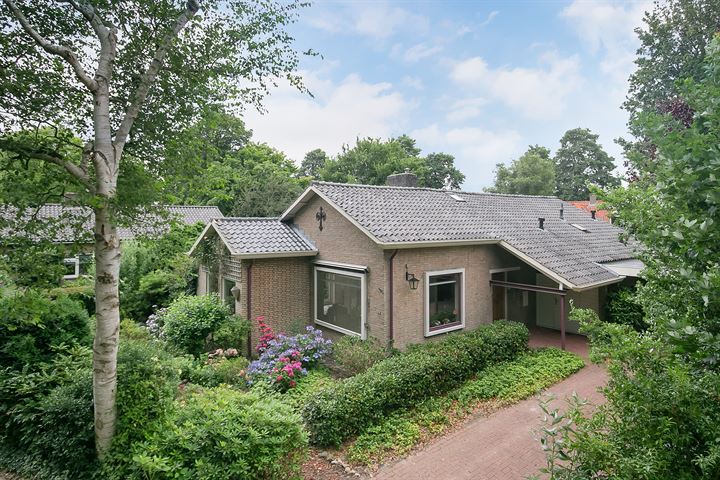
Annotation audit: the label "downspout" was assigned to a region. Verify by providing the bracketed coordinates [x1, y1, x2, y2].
[388, 249, 399, 346]
[246, 261, 253, 358]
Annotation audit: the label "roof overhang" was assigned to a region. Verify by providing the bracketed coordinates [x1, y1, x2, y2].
[599, 259, 644, 278]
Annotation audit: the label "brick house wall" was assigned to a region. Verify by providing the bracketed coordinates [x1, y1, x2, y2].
[293, 195, 388, 343]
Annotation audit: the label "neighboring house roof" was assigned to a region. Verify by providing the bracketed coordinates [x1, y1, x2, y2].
[189, 217, 317, 258]
[568, 201, 611, 222]
[1, 205, 223, 243]
[281, 182, 639, 290]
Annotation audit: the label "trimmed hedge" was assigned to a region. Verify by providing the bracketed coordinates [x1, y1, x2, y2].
[302, 320, 528, 446]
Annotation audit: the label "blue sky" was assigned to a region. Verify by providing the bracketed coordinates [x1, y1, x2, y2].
[245, 0, 651, 191]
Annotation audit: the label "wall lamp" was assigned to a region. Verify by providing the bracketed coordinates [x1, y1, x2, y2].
[405, 264, 420, 290]
[230, 284, 242, 302]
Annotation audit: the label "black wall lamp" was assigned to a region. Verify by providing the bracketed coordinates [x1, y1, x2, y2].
[405, 264, 420, 290]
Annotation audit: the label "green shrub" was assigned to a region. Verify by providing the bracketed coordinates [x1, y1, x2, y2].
[208, 315, 251, 352]
[0, 289, 91, 368]
[190, 356, 250, 388]
[49, 277, 95, 315]
[160, 294, 232, 356]
[605, 286, 647, 331]
[132, 387, 308, 480]
[0, 346, 97, 478]
[303, 321, 528, 446]
[331, 336, 389, 377]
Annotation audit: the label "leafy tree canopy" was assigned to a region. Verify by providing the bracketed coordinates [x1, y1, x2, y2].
[554, 128, 619, 200]
[486, 145, 556, 196]
[300, 148, 329, 178]
[317, 135, 465, 189]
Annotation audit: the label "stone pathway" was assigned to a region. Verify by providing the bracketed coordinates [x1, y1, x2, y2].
[372, 330, 606, 480]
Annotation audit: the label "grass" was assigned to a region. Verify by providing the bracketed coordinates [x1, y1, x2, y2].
[344, 347, 585, 467]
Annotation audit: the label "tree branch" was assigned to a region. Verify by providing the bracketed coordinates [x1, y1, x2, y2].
[114, 0, 199, 149]
[2, 0, 98, 92]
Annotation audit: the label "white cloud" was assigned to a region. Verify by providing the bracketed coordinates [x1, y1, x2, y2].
[403, 43, 443, 62]
[561, 0, 650, 81]
[307, 2, 428, 40]
[401, 76, 425, 90]
[244, 72, 410, 163]
[450, 52, 583, 120]
[410, 124, 524, 189]
[479, 10, 499, 27]
[445, 97, 488, 122]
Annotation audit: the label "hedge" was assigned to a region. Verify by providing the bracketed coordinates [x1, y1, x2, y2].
[302, 320, 528, 446]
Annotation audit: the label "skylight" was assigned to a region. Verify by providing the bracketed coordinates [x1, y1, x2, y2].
[449, 193, 466, 202]
[571, 223, 589, 232]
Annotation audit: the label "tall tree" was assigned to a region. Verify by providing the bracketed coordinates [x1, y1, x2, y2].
[318, 136, 465, 189]
[486, 145, 555, 196]
[300, 148, 329, 178]
[554, 128, 619, 200]
[621, 0, 720, 177]
[0, 0, 307, 457]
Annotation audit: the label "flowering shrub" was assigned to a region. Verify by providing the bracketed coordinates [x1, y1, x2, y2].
[247, 326, 332, 391]
[256, 316, 275, 354]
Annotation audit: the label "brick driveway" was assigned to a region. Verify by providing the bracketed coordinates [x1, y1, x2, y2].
[371, 329, 607, 480]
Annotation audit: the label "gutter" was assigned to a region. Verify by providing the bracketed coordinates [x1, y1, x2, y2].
[246, 261, 253, 358]
[387, 249, 399, 346]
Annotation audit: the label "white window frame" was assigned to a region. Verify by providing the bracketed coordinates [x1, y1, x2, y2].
[62, 257, 80, 280]
[220, 277, 237, 311]
[425, 268, 465, 337]
[314, 266, 367, 339]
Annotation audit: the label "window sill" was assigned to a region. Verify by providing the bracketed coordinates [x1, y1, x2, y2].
[314, 319, 364, 339]
[425, 322, 464, 337]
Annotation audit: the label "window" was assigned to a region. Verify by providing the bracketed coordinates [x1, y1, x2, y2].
[425, 269, 464, 336]
[314, 266, 366, 338]
[62, 257, 80, 280]
[222, 278, 237, 313]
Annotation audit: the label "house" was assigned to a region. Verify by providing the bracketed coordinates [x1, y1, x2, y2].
[189, 172, 641, 350]
[2, 204, 222, 279]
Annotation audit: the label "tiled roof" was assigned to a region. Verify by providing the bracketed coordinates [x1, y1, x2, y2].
[2, 205, 222, 242]
[300, 182, 637, 289]
[209, 218, 317, 257]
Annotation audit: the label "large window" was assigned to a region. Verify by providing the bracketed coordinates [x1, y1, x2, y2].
[314, 266, 366, 338]
[425, 269, 464, 336]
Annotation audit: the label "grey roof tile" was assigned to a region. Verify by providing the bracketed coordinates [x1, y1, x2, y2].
[310, 182, 638, 288]
[212, 217, 316, 256]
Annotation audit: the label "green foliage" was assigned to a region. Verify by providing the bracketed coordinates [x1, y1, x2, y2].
[487, 145, 556, 196]
[0, 289, 91, 368]
[132, 387, 308, 480]
[554, 128, 619, 200]
[50, 277, 96, 315]
[300, 148, 329, 178]
[605, 285, 646, 331]
[208, 316, 251, 352]
[190, 356, 250, 389]
[159, 294, 233, 356]
[120, 222, 204, 321]
[279, 368, 336, 412]
[347, 348, 584, 466]
[544, 311, 720, 479]
[330, 336, 390, 377]
[318, 135, 465, 189]
[302, 321, 528, 447]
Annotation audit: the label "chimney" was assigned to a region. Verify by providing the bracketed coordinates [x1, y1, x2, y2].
[538, 217, 545, 230]
[559, 202, 564, 220]
[591, 210, 596, 220]
[386, 168, 418, 187]
[589, 193, 597, 219]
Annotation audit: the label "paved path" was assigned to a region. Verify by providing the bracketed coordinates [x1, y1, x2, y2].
[372, 331, 607, 480]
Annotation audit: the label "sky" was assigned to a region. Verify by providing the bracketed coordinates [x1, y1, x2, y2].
[244, 0, 652, 191]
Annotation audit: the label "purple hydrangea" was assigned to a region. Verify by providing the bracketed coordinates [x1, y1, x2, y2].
[247, 326, 332, 387]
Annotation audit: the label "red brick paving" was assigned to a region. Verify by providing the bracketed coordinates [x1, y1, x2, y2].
[371, 328, 607, 480]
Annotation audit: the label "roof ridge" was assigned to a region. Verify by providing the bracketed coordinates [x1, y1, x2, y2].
[215, 217, 280, 221]
[311, 181, 560, 200]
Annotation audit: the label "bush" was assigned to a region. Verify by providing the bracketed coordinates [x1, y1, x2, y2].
[247, 326, 333, 390]
[303, 321, 528, 446]
[0, 289, 91, 368]
[330, 336, 389, 377]
[208, 315, 251, 352]
[159, 294, 232, 356]
[190, 355, 250, 388]
[605, 286, 647, 331]
[132, 387, 308, 480]
[49, 277, 95, 315]
[0, 346, 97, 478]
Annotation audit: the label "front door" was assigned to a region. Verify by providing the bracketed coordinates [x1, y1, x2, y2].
[491, 272, 506, 321]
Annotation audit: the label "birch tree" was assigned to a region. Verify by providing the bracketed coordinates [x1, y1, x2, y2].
[0, 0, 308, 458]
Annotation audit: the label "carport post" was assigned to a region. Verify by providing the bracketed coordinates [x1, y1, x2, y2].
[558, 283, 566, 351]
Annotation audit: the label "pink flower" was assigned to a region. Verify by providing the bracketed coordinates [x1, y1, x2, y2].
[276, 375, 283, 382]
